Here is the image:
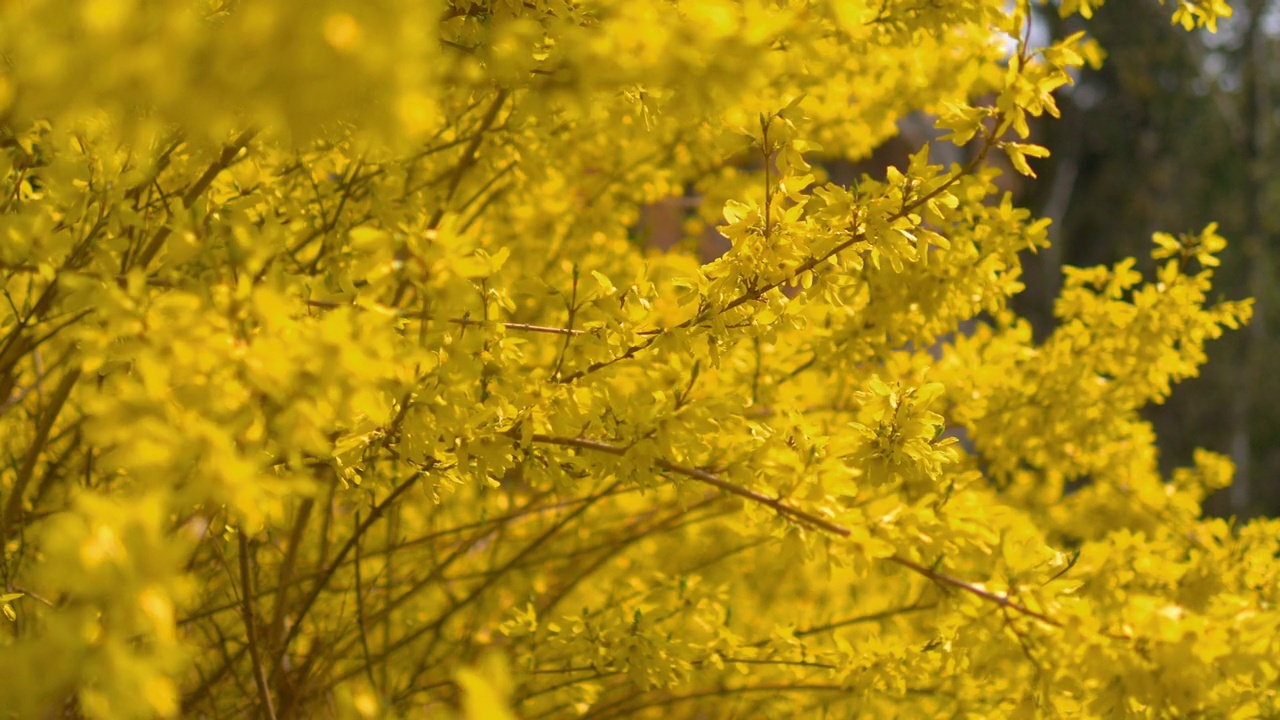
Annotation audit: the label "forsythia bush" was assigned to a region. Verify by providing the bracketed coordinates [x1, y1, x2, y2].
[0, 0, 1269, 718]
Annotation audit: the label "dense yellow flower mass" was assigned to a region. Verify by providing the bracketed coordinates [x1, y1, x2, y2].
[1, 0, 1271, 718]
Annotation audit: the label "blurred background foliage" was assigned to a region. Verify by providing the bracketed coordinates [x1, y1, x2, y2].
[1012, 0, 1280, 518]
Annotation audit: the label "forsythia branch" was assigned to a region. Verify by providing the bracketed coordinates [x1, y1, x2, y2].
[528, 433, 853, 537]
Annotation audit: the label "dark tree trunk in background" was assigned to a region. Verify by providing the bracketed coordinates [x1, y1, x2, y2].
[1228, 0, 1275, 516]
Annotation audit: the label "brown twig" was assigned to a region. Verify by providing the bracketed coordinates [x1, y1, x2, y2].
[128, 127, 259, 272]
[303, 299, 588, 337]
[528, 434, 851, 537]
[528, 433, 1068, 630]
[888, 555, 1059, 627]
[238, 533, 279, 720]
[0, 368, 80, 552]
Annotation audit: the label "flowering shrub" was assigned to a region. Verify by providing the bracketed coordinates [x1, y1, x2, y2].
[1, 1, 1270, 718]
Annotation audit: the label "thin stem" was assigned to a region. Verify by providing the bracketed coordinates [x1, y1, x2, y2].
[273, 469, 427, 685]
[529, 433, 851, 537]
[745, 600, 937, 648]
[551, 265, 580, 379]
[129, 127, 259, 272]
[0, 368, 79, 553]
[303, 299, 588, 337]
[352, 510, 379, 693]
[887, 556, 1059, 627]
[427, 89, 510, 229]
[529, 433, 1066, 629]
[238, 534, 278, 720]
[267, 499, 313, 660]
